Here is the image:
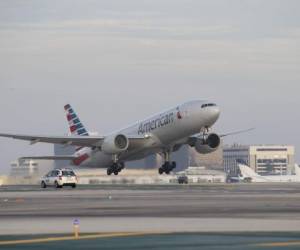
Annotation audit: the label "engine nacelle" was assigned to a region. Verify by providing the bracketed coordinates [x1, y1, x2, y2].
[102, 134, 129, 154]
[195, 133, 221, 154]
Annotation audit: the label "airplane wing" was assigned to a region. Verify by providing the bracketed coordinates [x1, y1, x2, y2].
[0, 133, 150, 148]
[219, 128, 255, 137]
[0, 133, 105, 147]
[190, 128, 254, 139]
[19, 156, 76, 160]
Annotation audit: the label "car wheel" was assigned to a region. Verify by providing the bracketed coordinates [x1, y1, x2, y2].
[41, 181, 46, 189]
[72, 184, 76, 188]
[55, 181, 62, 189]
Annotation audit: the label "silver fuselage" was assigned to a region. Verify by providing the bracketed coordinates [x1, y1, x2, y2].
[77, 100, 220, 168]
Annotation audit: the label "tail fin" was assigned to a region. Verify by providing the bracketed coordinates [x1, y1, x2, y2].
[295, 164, 300, 176]
[64, 104, 89, 136]
[238, 164, 260, 178]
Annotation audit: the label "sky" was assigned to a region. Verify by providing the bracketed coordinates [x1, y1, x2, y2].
[0, 0, 299, 174]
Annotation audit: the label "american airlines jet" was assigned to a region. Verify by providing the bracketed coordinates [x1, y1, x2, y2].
[0, 100, 251, 175]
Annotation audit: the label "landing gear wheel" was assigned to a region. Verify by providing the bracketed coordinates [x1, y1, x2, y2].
[158, 168, 164, 175]
[114, 170, 119, 175]
[72, 184, 76, 188]
[107, 168, 112, 175]
[171, 161, 176, 170]
[41, 181, 46, 189]
[164, 162, 171, 175]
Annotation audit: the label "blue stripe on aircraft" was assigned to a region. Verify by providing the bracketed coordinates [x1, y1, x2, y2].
[77, 128, 87, 135]
[76, 124, 83, 129]
[73, 118, 80, 124]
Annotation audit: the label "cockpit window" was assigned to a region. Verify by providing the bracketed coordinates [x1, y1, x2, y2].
[201, 103, 216, 108]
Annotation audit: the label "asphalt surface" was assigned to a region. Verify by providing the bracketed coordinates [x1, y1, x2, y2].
[2, 233, 300, 250]
[2, 183, 300, 249]
[1, 183, 300, 219]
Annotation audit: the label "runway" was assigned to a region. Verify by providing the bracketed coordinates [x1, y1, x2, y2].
[1, 183, 300, 249]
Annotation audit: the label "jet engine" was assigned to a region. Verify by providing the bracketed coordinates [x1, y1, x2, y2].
[102, 134, 129, 154]
[194, 133, 221, 154]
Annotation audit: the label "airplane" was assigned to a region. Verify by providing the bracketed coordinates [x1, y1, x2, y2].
[238, 163, 300, 182]
[0, 100, 252, 176]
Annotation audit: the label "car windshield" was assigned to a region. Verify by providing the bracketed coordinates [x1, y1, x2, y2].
[62, 170, 75, 176]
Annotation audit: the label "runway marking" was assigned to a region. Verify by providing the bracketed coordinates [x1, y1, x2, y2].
[0, 232, 167, 246]
[256, 241, 300, 247]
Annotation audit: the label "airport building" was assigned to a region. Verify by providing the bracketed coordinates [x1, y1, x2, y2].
[10, 160, 39, 177]
[176, 166, 226, 183]
[223, 145, 295, 175]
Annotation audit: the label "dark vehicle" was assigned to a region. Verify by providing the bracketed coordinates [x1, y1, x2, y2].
[178, 176, 188, 184]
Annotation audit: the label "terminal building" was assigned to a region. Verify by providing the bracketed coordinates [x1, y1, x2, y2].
[10, 160, 39, 177]
[223, 145, 295, 175]
[176, 166, 226, 183]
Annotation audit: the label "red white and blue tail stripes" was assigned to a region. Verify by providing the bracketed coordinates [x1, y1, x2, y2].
[64, 104, 91, 165]
[64, 104, 89, 136]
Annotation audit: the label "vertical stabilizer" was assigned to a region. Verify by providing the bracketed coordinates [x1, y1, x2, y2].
[238, 164, 260, 178]
[294, 164, 300, 176]
[64, 104, 89, 136]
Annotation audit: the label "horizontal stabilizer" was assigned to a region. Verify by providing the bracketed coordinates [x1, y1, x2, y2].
[19, 156, 76, 161]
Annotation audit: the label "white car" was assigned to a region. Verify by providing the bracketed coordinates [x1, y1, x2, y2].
[41, 169, 78, 188]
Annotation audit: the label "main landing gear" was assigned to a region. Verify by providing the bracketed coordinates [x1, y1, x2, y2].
[107, 162, 125, 175]
[158, 161, 176, 175]
[158, 151, 176, 175]
[107, 154, 124, 175]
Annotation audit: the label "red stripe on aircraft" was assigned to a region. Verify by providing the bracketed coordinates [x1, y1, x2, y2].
[73, 154, 89, 166]
[70, 125, 77, 132]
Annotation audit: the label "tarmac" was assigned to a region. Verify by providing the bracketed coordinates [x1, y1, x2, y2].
[2, 183, 300, 249]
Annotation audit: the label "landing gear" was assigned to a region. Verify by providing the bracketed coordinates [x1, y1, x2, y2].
[107, 162, 125, 176]
[158, 161, 176, 175]
[158, 151, 176, 175]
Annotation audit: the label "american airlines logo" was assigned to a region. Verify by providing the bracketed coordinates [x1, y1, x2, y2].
[138, 112, 175, 134]
[176, 107, 183, 119]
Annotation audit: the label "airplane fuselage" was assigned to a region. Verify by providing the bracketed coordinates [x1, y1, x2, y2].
[76, 100, 220, 168]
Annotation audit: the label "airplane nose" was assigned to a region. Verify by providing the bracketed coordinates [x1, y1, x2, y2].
[212, 106, 220, 118]
[209, 106, 220, 123]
